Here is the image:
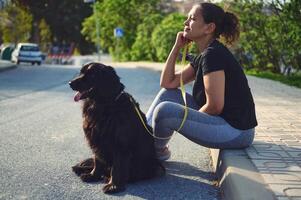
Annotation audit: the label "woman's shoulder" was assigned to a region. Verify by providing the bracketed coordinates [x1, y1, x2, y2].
[190, 46, 220, 69]
[205, 40, 226, 55]
[190, 40, 229, 68]
[204, 40, 236, 63]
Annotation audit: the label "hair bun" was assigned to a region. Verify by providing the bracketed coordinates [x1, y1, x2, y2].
[221, 11, 240, 45]
[200, 3, 240, 45]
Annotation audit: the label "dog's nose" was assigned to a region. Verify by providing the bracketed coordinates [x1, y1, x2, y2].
[69, 81, 74, 89]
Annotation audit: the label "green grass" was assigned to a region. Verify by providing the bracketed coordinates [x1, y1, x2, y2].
[245, 69, 301, 89]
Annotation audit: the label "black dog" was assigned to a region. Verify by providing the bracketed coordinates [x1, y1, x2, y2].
[69, 62, 164, 194]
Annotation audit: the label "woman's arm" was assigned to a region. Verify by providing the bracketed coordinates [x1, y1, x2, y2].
[199, 70, 225, 115]
[160, 32, 195, 89]
[160, 62, 195, 89]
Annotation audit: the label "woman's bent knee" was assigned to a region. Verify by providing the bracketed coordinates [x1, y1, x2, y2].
[157, 88, 181, 100]
[153, 102, 182, 122]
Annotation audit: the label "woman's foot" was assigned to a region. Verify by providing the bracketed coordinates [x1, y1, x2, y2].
[156, 146, 171, 161]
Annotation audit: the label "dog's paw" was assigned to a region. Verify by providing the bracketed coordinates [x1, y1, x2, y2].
[72, 159, 94, 176]
[80, 173, 102, 182]
[72, 166, 83, 176]
[72, 165, 93, 176]
[102, 183, 125, 194]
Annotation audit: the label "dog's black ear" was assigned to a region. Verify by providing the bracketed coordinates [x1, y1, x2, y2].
[106, 66, 119, 79]
[109, 66, 125, 87]
[104, 65, 125, 91]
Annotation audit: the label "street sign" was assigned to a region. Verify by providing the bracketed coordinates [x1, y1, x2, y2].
[114, 27, 124, 38]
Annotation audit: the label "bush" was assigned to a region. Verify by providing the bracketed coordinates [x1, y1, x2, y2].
[151, 13, 186, 62]
[130, 14, 164, 61]
[224, 0, 301, 73]
[81, 0, 159, 61]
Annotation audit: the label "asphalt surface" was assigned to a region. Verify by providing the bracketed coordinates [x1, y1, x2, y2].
[0, 63, 220, 200]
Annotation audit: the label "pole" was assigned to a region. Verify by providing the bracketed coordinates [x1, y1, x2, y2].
[93, 1, 101, 61]
[84, 0, 101, 61]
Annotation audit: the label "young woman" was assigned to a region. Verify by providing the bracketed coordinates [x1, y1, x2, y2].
[146, 2, 257, 161]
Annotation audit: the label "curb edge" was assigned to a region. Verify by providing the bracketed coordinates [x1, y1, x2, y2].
[210, 148, 276, 200]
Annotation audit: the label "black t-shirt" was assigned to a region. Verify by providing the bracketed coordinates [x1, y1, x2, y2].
[191, 40, 257, 130]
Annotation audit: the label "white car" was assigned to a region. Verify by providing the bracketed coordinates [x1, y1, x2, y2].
[11, 43, 43, 65]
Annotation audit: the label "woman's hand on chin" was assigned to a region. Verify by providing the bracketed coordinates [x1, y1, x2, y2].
[174, 32, 192, 49]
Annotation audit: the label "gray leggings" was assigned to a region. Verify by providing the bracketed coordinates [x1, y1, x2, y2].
[146, 88, 254, 149]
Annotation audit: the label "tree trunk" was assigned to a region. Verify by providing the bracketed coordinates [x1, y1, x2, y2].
[30, 19, 40, 44]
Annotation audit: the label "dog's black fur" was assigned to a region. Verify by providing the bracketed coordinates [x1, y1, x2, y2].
[69, 62, 164, 194]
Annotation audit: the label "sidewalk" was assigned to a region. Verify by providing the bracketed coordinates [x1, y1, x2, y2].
[211, 75, 301, 200]
[0, 60, 16, 72]
[109, 61, 301, 200]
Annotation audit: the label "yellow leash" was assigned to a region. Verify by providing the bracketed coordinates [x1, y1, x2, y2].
[176, 44, 189, 132]
[130, 97, 171, 140]
[131, 44, 190, 140]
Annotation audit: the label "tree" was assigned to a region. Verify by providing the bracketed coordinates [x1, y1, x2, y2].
[151, 13, 186, 62]
[0, 3, 32, 44]
[14, 0, 95, 54]
[225, 0, 301, 74]
[130, 13, 164, 61]
[271, 0, 301, 72]
[38, 18, 51, 52]
[81, 0, 159, 61]
[237, 1, 281, 72]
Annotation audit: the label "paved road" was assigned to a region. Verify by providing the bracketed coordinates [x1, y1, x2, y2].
[0, 64, 220, 200]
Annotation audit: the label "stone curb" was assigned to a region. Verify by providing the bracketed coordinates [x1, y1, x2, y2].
[210, 148, 276, 200]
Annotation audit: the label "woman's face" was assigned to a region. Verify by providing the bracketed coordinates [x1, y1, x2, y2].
[183, 5, 211, 41]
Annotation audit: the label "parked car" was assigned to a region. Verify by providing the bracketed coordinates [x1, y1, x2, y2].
[0, 43, 15, 61]
[11, 43, 43, 65]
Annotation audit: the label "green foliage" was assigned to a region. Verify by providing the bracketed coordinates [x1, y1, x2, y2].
[82, 0, 159, 61]
[14, 0, 95, 54]
[224, 0, 301, 74]
[151, 13, 186, 62]
[0, 4, 32, 44]
[130, 14, 164, 61]
[38, 18, 51, 52]
[277, 0, 301, 72]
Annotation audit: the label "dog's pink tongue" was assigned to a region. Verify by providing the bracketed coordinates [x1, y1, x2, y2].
[74, 92, 82, 102]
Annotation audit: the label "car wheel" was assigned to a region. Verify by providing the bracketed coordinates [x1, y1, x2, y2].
[17, 60, 20, 65]
[31, 62, 35, 65]
[37, 62, 41, 66]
